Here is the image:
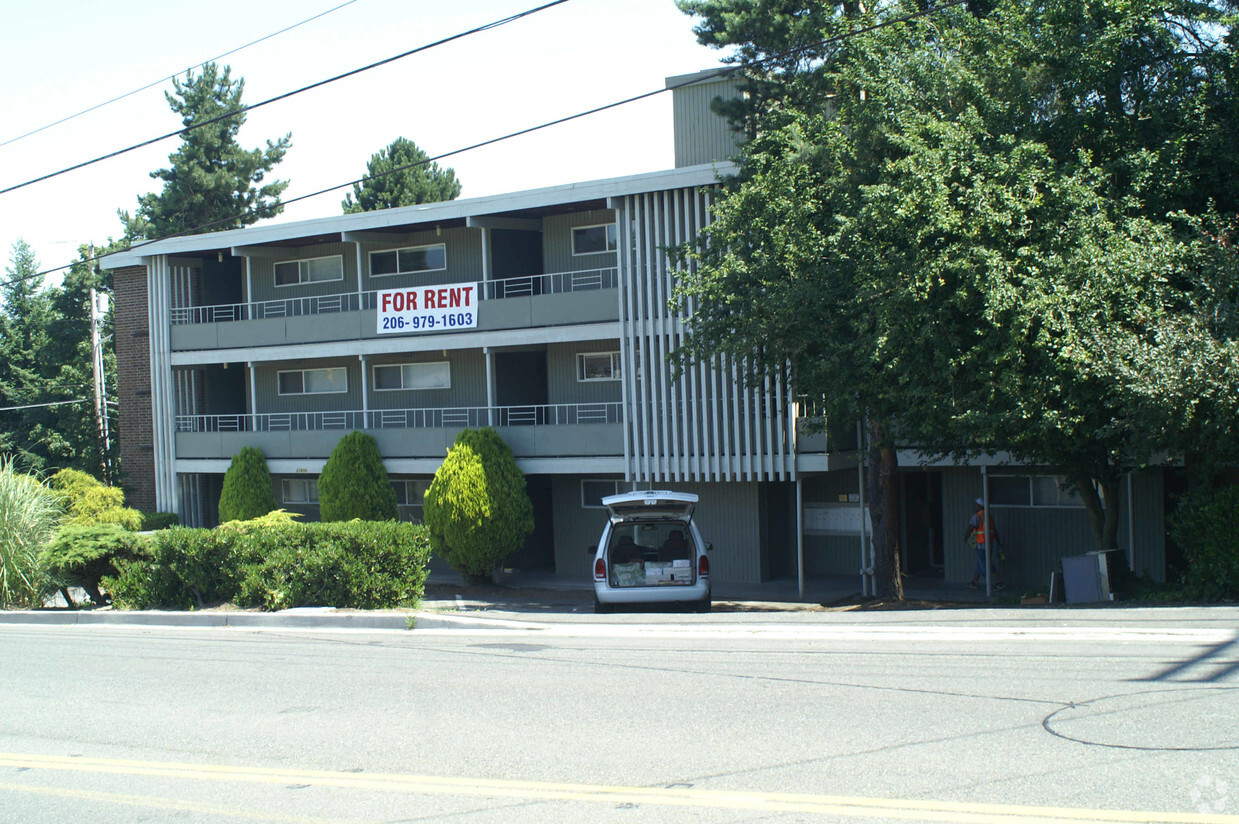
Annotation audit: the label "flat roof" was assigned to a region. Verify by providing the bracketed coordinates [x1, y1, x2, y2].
[102, 162, 734, 269]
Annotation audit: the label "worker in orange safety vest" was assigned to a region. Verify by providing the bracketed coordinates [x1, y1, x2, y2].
[965, 497, 1004, 590]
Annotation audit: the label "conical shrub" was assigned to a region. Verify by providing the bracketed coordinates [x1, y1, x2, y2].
[218, 447, 278, 523]
[318, 431, 397, 521]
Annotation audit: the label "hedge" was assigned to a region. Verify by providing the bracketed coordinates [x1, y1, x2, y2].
[103, 515, 431, 611]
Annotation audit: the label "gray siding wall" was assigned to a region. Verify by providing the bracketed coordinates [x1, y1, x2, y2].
[543, 210, 617, 274]
[942, 468, 1166, 585]
[672, 77, 744, 168]
[248, 243, 358, 303]
[359, 227, 482, 290]
[368, 349, 487, 410]
[254, 356, 361, 413]
[547, 341, 623, 406]
[551, 477, 763, 585]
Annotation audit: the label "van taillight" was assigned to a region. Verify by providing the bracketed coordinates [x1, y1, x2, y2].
[698, 554, 709, 577]
[594, 558, 607, 580]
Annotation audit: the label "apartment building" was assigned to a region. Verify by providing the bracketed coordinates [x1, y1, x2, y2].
[104, 71, 1170, 588]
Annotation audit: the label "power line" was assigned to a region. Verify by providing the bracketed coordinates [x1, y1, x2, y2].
[0, 0, 574, 196]
[0, 0, 359, 149]
[121, 0, 974, 245]
[14, 0, 968, 282]
[0, 398, 90, 412]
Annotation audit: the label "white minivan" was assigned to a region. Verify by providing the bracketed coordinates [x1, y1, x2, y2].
[591, 490, 711, 613]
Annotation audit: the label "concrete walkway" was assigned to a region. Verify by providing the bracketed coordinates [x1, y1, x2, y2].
[0, 571, 1016, 630]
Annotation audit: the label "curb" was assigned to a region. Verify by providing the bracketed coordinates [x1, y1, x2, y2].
[0, 610, 416, 630]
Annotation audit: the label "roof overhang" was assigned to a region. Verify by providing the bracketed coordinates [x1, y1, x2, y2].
[101, 162, 735, 270]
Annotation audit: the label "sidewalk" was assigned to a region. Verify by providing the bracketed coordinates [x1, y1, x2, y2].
[0, 571, 1005, 630]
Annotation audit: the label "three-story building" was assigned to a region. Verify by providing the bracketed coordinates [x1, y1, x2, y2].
[105, 71, 1170, 589]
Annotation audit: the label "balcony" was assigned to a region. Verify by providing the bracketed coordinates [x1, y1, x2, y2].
[174, 402, 624, 461]
[169, 268, 620, 351]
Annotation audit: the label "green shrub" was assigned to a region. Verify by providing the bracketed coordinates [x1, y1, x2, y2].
[104, 513, 428, 611]
[103, 526, 251, 610]
[95, 506, 144, 531]
[318, 431, 397, 521]
[141, 511, 180, 531]
[236, 521, 430, 610]
[218, 508, 302, 534]
[1171, 486, 1239, 601]
[0, 458, 63, 608]
[48, 467, 138, 529]
[218, 446, 278, 523]
[48, 468, 106, 500]
[423, 427, 534, 581]
[39, 523, 144, 606]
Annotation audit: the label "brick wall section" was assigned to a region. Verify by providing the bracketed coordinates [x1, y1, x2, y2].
[112, 264, 157, 512]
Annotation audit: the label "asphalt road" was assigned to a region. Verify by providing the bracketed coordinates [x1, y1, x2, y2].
[1, 608, 1237, 823]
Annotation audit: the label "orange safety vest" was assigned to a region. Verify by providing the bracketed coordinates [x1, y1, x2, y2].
[974, 512, 987, 544]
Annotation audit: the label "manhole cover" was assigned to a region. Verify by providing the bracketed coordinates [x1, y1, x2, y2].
[1043, 687, 1239, 751]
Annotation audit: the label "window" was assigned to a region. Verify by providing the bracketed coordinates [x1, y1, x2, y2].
[370, 244, 447, 276]
[571, 224, 617, 256]
[373, 362, 451, 391]
[582, 480, 629, 508]
[988, 475, 1084, 508]
[282, 478, 319, 504]
[274, 255, 343, 287]
[277, 367, 348, 395]
[392, 479, 432, 518]
[577, 352, 621, 382]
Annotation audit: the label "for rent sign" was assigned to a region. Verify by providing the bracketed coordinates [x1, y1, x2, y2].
[376, 283, 479, 334]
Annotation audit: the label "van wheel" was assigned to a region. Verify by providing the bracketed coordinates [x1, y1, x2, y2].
[693, 597, 712, 614]
[594, 597, 612, 614]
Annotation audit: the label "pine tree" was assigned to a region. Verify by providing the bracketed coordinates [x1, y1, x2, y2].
[341, 137, 461, 213]
[0, 240, 55, 471]
[120, 62, 291, 240]
[39, 245, 121, 479]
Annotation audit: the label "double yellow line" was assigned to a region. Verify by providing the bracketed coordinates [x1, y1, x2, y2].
[2, 752, 1236, 823]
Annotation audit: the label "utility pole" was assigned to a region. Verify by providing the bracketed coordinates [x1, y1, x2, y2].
[88, 244, 112, 482]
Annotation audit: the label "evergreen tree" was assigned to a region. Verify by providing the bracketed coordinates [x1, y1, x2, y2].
[317, 432, 397, 521]
[218, 447, 278, 523]
[423, 428, 534, 582]
[341, 137, 461, 213]
[38, 245, 121, 479]
[0, 240, 55, 471]
[120, 62, 291, 240]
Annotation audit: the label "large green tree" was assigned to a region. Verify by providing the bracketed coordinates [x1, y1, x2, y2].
[0, 242, 120, 478]
[675, 0, 1239, 594]
[0, 241, 56, 471]
[120, 62, 291, 240]
[341, 137, 461, 213]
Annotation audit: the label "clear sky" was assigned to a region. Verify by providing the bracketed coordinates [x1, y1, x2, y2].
[0, 0, 730, 280]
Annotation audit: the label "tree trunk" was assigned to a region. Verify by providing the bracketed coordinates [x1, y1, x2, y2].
[866, 420, 904, 600]
[1076, 473, 1121, 550]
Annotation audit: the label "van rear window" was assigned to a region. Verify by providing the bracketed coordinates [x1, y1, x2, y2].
[607, 522, 694, 587]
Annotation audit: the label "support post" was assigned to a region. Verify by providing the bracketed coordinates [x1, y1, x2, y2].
[983, 465, 991, 598]
[796, 477, 805, 599]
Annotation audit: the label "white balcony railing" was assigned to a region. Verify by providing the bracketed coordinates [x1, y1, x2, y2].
[174, 402, 624, 433]
[170, 268, 618, 325]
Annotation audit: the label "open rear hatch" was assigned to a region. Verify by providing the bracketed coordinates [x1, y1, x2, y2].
[603, 492, 699, 588]
[602, 491, 697, 523]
